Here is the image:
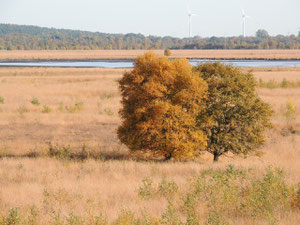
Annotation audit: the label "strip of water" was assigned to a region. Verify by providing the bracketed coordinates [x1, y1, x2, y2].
[1, 59, 300, 68]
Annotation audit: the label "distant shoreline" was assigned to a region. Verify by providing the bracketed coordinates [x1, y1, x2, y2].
[0, 49, 300, 60]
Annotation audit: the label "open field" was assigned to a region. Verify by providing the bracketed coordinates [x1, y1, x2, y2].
[1, 49, 300, 60]
[0, 67, 300, 224]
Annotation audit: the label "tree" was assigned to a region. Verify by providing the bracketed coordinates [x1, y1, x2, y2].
[256, 29, 269, 39]
[118, 53, 208, 160]
[164, 49, 171, 57]
[194, 63, 272, 162]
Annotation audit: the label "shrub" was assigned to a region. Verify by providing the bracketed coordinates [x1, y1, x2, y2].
[114, 209, 136, 225]
[42, 105, 52, 113]
[17, 105, 29, 116]
[284, 98, 297, 122]
[138, 177, 155, 200]
[0, 96, 4, 104]
[194, 63, 273, 161]
[164, 49, 171, 57]
[65, 100, 84, 113]
[181, 166, 291, 223]
[30, 97, 40, 106]
[118, 53, 208, 160]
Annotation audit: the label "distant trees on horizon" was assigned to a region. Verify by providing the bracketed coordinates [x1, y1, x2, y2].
[0, 23, 300, 50]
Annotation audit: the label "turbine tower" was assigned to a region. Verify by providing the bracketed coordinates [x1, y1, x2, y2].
[187, 3, 198, 38]
[241, 8, 250, 37]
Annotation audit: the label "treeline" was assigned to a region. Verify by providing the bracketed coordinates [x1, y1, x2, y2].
[0, 24, 300, 50]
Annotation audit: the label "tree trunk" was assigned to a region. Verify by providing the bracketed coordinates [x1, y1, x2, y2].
[213, 153, 220, 162]
[164, 153, 172, 161]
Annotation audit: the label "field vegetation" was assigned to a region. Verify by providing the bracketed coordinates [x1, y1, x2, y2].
[0, 66, 300, 224]
[1, 49, 300, 60]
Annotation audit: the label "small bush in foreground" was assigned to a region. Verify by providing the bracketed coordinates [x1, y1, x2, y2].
[0, 96, 4, 104]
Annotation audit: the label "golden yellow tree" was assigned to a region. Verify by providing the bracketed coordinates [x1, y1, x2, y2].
[118, 53, 208, 160]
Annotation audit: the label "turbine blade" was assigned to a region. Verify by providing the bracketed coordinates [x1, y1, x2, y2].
[240, 7, 245, 15]
[186, 1, 191, 14]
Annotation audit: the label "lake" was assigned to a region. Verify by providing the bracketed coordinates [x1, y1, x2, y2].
[1, 59, 300, 68]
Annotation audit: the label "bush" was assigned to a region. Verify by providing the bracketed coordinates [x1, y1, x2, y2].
[42, 105, 52, 113]
[30, 97, 40, 106]
[164, 49, 171, 57]
[118, 53, 208, 160]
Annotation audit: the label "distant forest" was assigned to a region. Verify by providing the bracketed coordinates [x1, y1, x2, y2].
[0, 24, 300, 50]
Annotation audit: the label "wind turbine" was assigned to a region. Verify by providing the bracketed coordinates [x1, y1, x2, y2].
[187, 3, 198, 38]
[241, 8, 250, 37]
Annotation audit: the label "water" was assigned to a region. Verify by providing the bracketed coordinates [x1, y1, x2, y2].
[1, 59, 300, 68]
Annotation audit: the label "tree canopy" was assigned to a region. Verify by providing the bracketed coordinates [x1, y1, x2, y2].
[194, 63, 273, 161]
[118, 53, 208, 160]
[256, 29, 269, 39]
[118, 54, 273, 162]
[0, 24, 300, 50]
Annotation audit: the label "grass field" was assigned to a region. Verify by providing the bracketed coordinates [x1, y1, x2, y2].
[1, 49, 300, 60]
[0, 66, 300, 224]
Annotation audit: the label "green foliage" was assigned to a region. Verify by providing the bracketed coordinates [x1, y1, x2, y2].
[59, 100, 84, 113]
[180, 166, 292, 223]
[103, 108, 113, 116]
[138, 177, 179, 201]
[258, 78, 300, 88]
[42, 105, 52, 113]
[160, 203, 183, 225]
[0, 24, 300, 50]
[100, 93, 113, 100]
[256, 29, 269, 39]
[23, 207, 39, 225]
[48, 143, 72, 160]
[284, 98, 297, 121]
[138, 177, 155, 200]
[291, 183, 300, 209]
[30, 97, 40, 106]
[206, 211, 228, 225]
[0, 208, 22, 225]
[114, 209, 136, 225]
[158, 178, 179, 199]
[0, 167, 299, 224]
[0, 96, 4, 104]
[118, 53, 208, 160]
[194, 63, 273, 161]
[66, 213, 84, 225]
[17, 105, 29, 116]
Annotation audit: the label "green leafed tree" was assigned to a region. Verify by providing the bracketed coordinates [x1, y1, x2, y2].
[256, 29, 269, 39]
[194, 63, 273, 161]
[118, 53, 208, 160]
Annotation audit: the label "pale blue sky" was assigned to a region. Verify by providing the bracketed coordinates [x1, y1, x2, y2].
[0, 0, 299, 37]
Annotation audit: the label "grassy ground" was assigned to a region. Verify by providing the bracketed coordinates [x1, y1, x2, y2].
[0, 67, 300, 224]
[1, 49, 300, 60]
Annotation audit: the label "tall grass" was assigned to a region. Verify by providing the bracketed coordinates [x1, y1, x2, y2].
[0, 166, 298, 224]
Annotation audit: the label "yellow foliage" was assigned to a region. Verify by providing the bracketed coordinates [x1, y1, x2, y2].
[118, 53, 208, 160]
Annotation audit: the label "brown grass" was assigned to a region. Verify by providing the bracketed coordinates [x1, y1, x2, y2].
[1, 49, 300, 60]
[0, 66, 299, 224]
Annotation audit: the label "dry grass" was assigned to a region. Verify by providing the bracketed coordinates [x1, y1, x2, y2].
[1, 49, 300, 60]
[0, 66, 299, 224]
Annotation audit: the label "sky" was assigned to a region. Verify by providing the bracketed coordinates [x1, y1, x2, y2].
[0, 0, 299, 38]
